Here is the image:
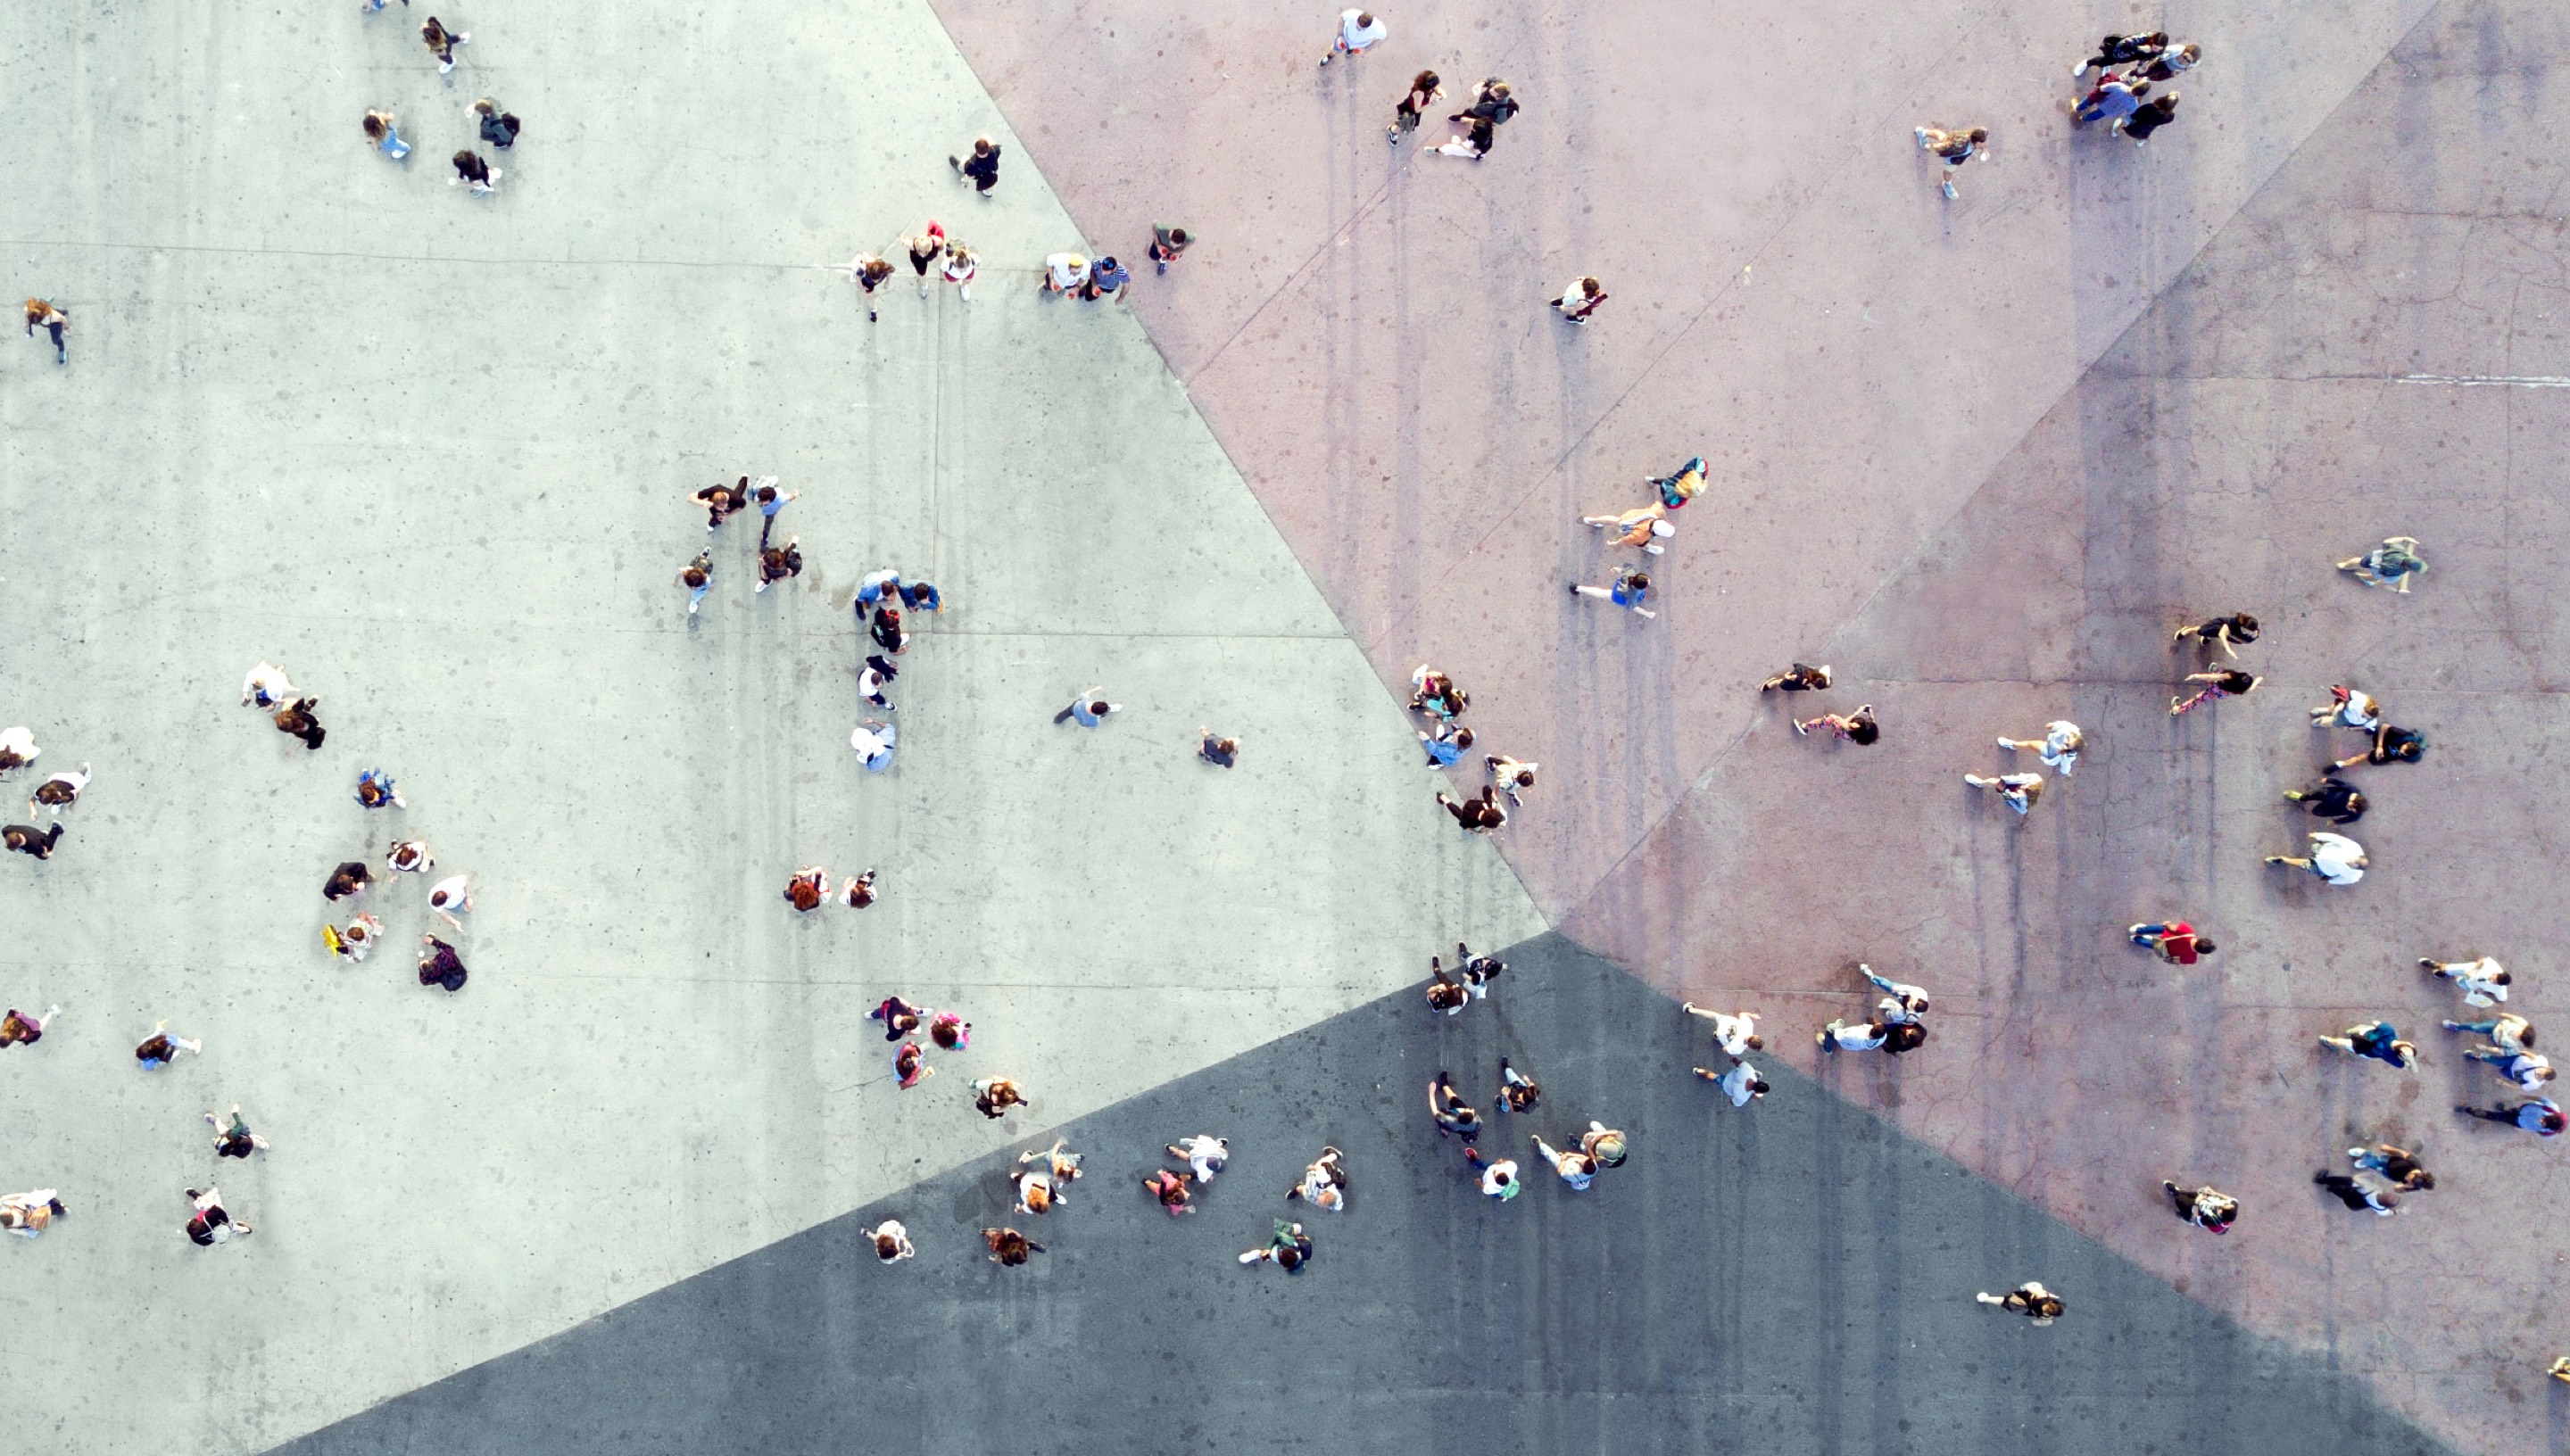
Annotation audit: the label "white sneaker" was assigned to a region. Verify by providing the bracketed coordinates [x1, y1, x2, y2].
[1915, 128, 1930, 149]
[1237, 1250, 1262, 1264]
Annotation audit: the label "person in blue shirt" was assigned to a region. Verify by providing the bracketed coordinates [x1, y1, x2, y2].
[1081, 256, 1131, 301]
[2318, 1020, 2418, 1071]
[1419, 722, 1472, 767]
[1053, 690, 1119, 727]
[1571, 565, 1654, 618]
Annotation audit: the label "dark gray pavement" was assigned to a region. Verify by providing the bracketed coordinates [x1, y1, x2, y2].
[278, 935, 2449, 1456]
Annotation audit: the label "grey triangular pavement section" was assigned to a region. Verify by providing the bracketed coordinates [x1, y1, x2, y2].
[272, 933, 2450, 1456]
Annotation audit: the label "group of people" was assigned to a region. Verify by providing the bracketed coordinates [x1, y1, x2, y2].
[1914, 29, 2198, 203]
[355, 12, 520, 194]
[1413, 667, 1537, 833]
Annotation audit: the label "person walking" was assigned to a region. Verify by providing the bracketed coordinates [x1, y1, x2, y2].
[869, 603, 910, 656]
[241, 662, 297, 710]
[893, 1040, 933, 1088]
[2312, 1170, 2400, 1216]
[0, 1004, 62, 1048]
[2162, 1180, 2237, 1234]
[1198, 728, 1240, 768]
[1760, 663, 1833, 693]
[2174, 612, 2259, 658]
[1961, 771, 2043, 815]
[1817, 1017, 1899, 1055]
[866, 1220, 916, 1263]
[2329, 722, 2426, 769]
[1493, 1057, 1541, 1115]
[749, 477, 796, 548]
[418, 934, 468, 991]
[1389, 70, 1442, 141]
[841, 868, 880, 908]
[324, 861, 372, 902]
[1320, 9, 1386, 65]
[2458, 1097, 2566, 1137]
[0, 726, 37, 779]
[755, 537, 804, 593]
[322, 911, 385, 962]
[1796, 706, 1880, 744]
[363, 110, 412, 161]
[1861, 964, 1931, 1023]
[1695, 1060, 1770, 1106]
[270, 696, 327, 750]
[134, 1021, 204, 1070]
[1286, 1146, 1348, 1212]
[1040, 252, 1091, 297]
[1641, 456, 1708, 511]
[1080, 256, 1131, 302]
[1995, 720, 2082, 775]
[1531, 1134, 1598, 1191]
[2310, 684, 2383, 731]
[2127, 921, 2214, 965]
[1976, 1283, 2065, 1324]
[1140, 1167, 1195, 1216]
[2422, 955, 2511, 1007]
[2171, 667, 2260, 715]
[205, 1105, 270, 1159]
[23, 299, 67, 364]
[472, 98, 519, 149]
[928, 1010, 969, 1051]
[1425, 115, 1495, 161]
[1462, 1146, 1521, 1202]
[2463, 1039, 2553, 1093]
[1454, 78, 1520, 126]
[184, 1187, 252, 1246]
[1239, 1220, 1315, 1272]
[2442, 1010, 2533, 1052]
[0, 1189, 65, 1239]
[982, 1227, 1045, 1266]
[1021, 1138, 1082, 1190]
[2338, 536, 2426, 592]
[420, 16, 468, 72]
[450, 150, 500, 194]
[4, 823, 65, 860]
[1683, 1004, 1764, 1055]
[1016, 1160, 1066, 1217]
[2120, 94, 2180, 144]
[851, 717, 897, 772]
[1581, 503, 1673, 555]
[2318, 1020, 2420, 1071]
[1451, 943, 1506, 998]
[2266, 831, 2365, 885]
[949, 137, 1001, 195]
[940, 241, 978, 301]
[689, 478, 749, 533]
[1169, 1134, 1228, 1184]
[1054, 689, 1119, 727]
[1427, 1071, 1481, 1141]
[1436, 785, 1508, 833]
[1148, 223, 1192, 273]
[1551, 277, 1608, 326]
[1409, 665, 1469, 719]
[1914, 126, 1986, 199]
[679, 550, 713, 616]
[1486, 754, 1537, 805]
[427, 872, 472, 930]
[2071, 75, 2148, 128]
[354, 768, 405, 810]
[904, 223, 947, 296]
[387, 839, 433, 875]
[2347, 1144, 2434, 1191]
[783, 865, 828, 913]
[870, 995, 925, 1040]
[972, 1077, 1031, 1121]
[847, 253, 896, 320]
[858, 656, 897, 712]
[2282, 774, 2367, 824]
[2074, 31, 2168, 75]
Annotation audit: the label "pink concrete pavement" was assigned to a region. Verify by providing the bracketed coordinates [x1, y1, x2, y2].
[927, 0, 2566, 1451]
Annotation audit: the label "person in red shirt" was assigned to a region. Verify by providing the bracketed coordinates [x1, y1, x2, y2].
[2129, 921, 2215, 964]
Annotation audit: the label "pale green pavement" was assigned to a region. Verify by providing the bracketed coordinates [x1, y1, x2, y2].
[0, 2, 1540, 1452]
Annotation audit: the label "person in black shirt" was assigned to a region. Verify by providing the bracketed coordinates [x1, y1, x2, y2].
[2333, 723, 2425, 769]
[2120, 93, 2180, 143]
[2282, 775, 2367, 824]
[1452, 78, 1517, 126]
[949, 136, 1000, 194]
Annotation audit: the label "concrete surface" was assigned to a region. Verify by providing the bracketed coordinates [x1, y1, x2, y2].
[0, 3, 1536, 1452]
[276, 934, 2452, 1456]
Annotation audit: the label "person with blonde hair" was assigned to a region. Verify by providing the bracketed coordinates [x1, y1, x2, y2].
[1580, 502, 1672, 554]
[1962, 770, 2043, 815]
[362, 110, 411, 161]
[1914, 126, 1987, 199]
[0, 1189, 64, 1239]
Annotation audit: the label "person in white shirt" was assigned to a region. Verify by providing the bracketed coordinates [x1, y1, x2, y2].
[28, 762, 88, 818]
[1976, 1281, 2064, 1324]
[2442, 1013, 2533, 1052]
[2310, 685, 2381, 730]
[240, 662, 296, 709]
[2466, 1044, 2553, 1092]
[1463, 1147, 1520, 1201]
[1040, 252, 1091, 295]
[427, 873, 473, 929]
[387, 839, 434, 874]
[1486, 754, 1538, 805]
[1861, 965, 1930, 1024]
[1551, 276, 1607, 325]
[1531, 1134, 1596, 1191]
[1995, 720, 2083, 776]
[1013, 1165, 1059, 1215]
[1818, 1018, 1888, 1053]
[1167, 1134, 1227, 1183]
[0, 725, 39, 777]
[2267, 831, 2365, 885]
[1286, 1146, 1348, 1211]
[1681, 1003, 1762, 1055]
[866, 1220, 915, 1263]
[1319, 9, 1385, 65]
[1962, 771, 2044, 815]
[940, 241, 977, 302]
[1695, 1060, 1769, 1106]
[851, 718, 897, 772]
[2422, 955, 2509, 1006]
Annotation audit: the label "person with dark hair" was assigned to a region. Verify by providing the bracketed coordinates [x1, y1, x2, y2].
[386, 839, 433, 877]
[1148, 223, 1191, 273]
[841, 868, 879, 908]
[418, 934, 468, 992]
[746, 476, 794, 548]
[1428, 1071, 1480, 1141]
[1914, 125, 1987, 199]
[134, 1020, 203, 1069]
[1198, 728, 1239, 768]
[2267, 831, 2366, 885]
[1697, 1059, 1770, 1106]
[0, 1004, 62, 1048]
[323, 861, 371, 901]
[1995, 720, 2082, 776]
[851, 717, 897, 772]
[2318, 1020, 2419, 1071]
[972, 1077, 1030, 1121]
[2128, 920, 2215, 965]
[273, 697, 327, 749]
[2120, 94, 2180, 144]
[1140, 1167, 1194, 1216]
[893, 1040, 932, 1088]
[241, 662, 297, 709]
[865, 1220, 915, 1263]
[1424, 964, 1470, 1015]
[1962, 770, 2044, 815]
[783, 866, 826, 913]
[869, 995, 925, 1040]
[0, 726, 37, 780]
[205, 1105, 269, 1159]
[420, 15, 468, 72]
[1287, 1146, 1348, 1212]
[1796, 706, 1879, 744]
[427, 873, 472, 931]
[362, 110, 411, 161]
[2172, 667, 2260, 715]
[1551, 276, 1607, 326]
[897, 580, 941, 615]
[2458, 1097, 2565, 1136]
[2310, 684, 2381, 731]
[2332, 723, 2425, 769]
[847, 252, 896, 320]
[24, 298, 67, 364]
[928, 1010, 968, 1051]
[1571, 566, 1654, 617]
[1463, 1146, 1521, 1201]
[755, 536, 804, 593]
[2347, 1144, 2434, 1191]
[690, 479, 748, 533]
[1419, 721, 1472, 767]
[949, 136, 1001, 194]
[2071, 74, 2148, 128]
[2073, 30, 2167, 76]
[1531, 1133, 1599, 1190]
[2423, 955, 2508, 1007]
[1484, 754, 1537, 807]
[354, 769, 405, 810]
[1409, 665, 1468, 719]
[1760, 663, 1833, 693]
[1053, 688, 1117, 727]
[1170, 1134, 1227, 1184]
[1389, 70, 1442, 142]
[1817, 1017, 1892, 1053]
[1493, 1057, 1540, 1115]
[1080, 256, 1131, 302]
[1425, 114, 1496, 161]
[1450, 944, 1506, 999]
[472, 97, 519, 149]
[184, 1186, 252, 1246]
[867, 604, 909, 657]
[679, 550, 713, 616]
[1239, 1218, 1314, 1271]
[450, 149, 499, 194]
[858, 655, 897, 712]
[2313, 1170, 2400, 1216]
[1976, 1282, 2066, 1324]
[1320, 8, 1385, 64]
[2174, 612, 2259, 658]
[2163, 1179, 2237, 1233]
[1683, 1004, 1763, 1055]
[1858, 965, 1930, 1024]
[2282, 775, 2367, 824]
[2464, 1038, 2553, 1093]
[981, 1227, 1044, 1266]
[3, 823, 64, 859]
[1455, 78, 1519, 126]
[1436, 785, 1508, 833]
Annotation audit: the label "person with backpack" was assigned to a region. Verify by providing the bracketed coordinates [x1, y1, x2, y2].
[418, 934, 468, 992]
[184, 1186, 252, 1246]
[473, 98, 519, 149]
